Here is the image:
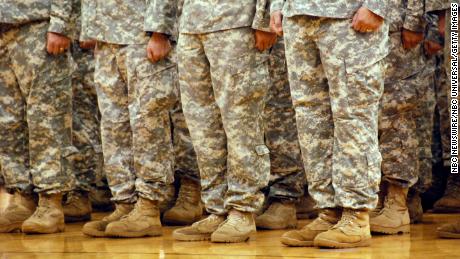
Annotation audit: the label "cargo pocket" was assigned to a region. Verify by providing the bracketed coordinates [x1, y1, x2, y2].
[135, 57, 178, 113]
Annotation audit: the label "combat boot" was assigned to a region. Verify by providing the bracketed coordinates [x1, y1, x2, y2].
[281, 208, 340, 247]
[173, 214, 226, 241]
[82, 203, 133, 237]
[296, 193, 317, 219]
[433, 173, 460, 213]
[256, 200, 297, 230]
[22, 193, 65, 234]
[89, 187, 114, 212]
[437, 220, 460, 239]
[163, 178, 203, 225]
[211, 210, 256, 243]
[314, 209, 371, 248]
[0, 192, 36, 233]
[63, 191, 92, 223]
[407, 189, 423, 224]
[370, 181, 387, 218]
[370, 184, 410, 234]
[105, 197, 162, 237]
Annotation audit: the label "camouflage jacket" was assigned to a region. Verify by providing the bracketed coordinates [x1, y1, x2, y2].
[388, 0, 425, 33]
[177, 0, 271, 34]
[0, 0, 74, 37]
[425, 0, 451, 12]
[270, 0, 388, 20]
[82, 0, 157, 45]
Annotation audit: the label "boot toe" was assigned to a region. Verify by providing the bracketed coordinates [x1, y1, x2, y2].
[82, 221, 109, 237]
[280, 230, 314, 247]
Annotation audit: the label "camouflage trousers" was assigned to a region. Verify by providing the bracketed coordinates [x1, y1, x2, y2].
[264, 38, 305, 202]
[94, 42, 176, 203]
[178, 27, 271, 215]
[71, 44, 104, 193]
[379, 34, 431, 189]
[170, 86, 200, 183]
[0, 21, 75, 194]
[283, 16, 386, 210]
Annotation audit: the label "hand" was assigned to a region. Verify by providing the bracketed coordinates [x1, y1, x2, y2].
[270, 11, 284, 36]
[402, 29, 424, 49]
[147, 33, 172, 63]
[424, 40, 443, 56]
[46, 32, 71, 55]
[352, 7, 384, 33]
[79, 40, 96, 50]
[255, 30, 277, 51]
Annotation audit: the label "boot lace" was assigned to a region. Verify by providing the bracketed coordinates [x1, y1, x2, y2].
[333, 210, 357, 230]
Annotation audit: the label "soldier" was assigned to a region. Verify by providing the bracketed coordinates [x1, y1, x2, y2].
[162, 97, 203, 225]
[271, 0, 389, 248]
[370, 0, 431, 234]
[62, 0, 102, 223]
[0, 0, 76, 234]
[80, 0, 177, 238]
[161, 0, 277, 243]
[255, 37, 306, 230]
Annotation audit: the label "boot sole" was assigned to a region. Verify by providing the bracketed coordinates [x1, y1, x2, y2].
[22, 224, 65, 234]
[371, 224, 410, 234]
[82, 228, 107, 237]
[105, 227, 162, 238]
[280, 236, 314, 247]
[173, 231, 211, 241]
[65, 214, 91, 223]
[438, 231, 460, 239]
[0, 222, 23, 233]
[211, 233, 251, 243]
[256, 222, 297, 230]
[314, 237, 371, 248]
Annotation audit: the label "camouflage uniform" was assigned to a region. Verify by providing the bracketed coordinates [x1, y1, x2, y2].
[70, 2, 103, 193]
[0, 1, 76, 195]
[272, 0, 389, 210]
[264, 38, 305, 202]
[379, 0, 429, 189]
[81, 0, 177, 203]
[171, 0, 272, 215]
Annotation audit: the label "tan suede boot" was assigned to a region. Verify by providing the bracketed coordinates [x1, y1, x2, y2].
[370, 184, 410, 234]
[296, 193, 317, 219]
[173, 214, 225, 241]
[22, 193, 65, 234]
[63, 191, 92, 223]
[281, 208, 340, 247]
[105, 197, 162, 238]
[433, 174, 460, 213]
[437, 220, 460, 239]
[370, 181, 387, 218]
[163, 178, 203, 225]
[82, 203, 133, 237]
[211, 210, 256, 243]
[0, 192, 36, 233]
[256, 201, 297, 230]
[314, 209, 371, 248]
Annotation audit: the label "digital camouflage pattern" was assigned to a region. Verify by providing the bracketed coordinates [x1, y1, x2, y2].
[264, 38, 305, 201]
[71, 44, 103, 193]
[379, 0, 427, 189]
[0, 0, 74, 36]
[178, 27, 271, 215]
[270, 0, 388, 19]
[170, 92, 200, 182]
[0, 20, 75, 195]
[425, 0, 451, 12]
[82, 0, 151, 44]
[93, 42, 177, 204]
[282, 14, 388, 210]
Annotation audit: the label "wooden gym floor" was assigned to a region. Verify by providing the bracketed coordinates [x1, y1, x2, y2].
[1, 188, 459, 259]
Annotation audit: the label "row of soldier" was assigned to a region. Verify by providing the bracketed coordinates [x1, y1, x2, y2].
[0, 0, 458, 249]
